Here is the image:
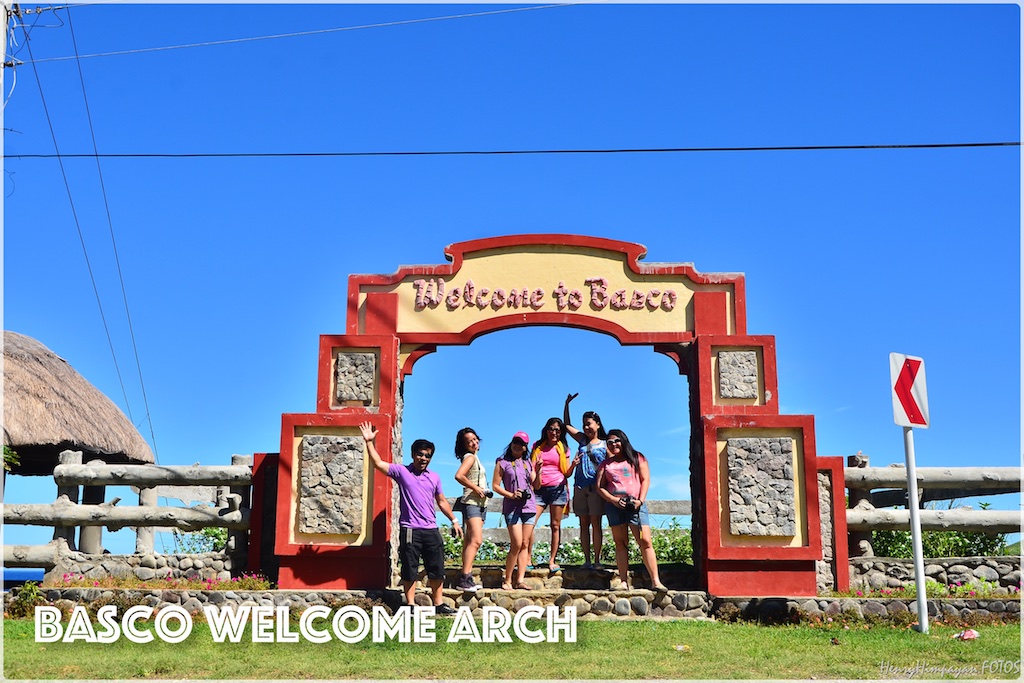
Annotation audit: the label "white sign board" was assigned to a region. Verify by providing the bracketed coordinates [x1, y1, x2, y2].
[890, 352, 929, 428]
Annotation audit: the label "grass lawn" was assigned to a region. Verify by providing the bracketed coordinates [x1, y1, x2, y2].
[4, 618, 1021, 679]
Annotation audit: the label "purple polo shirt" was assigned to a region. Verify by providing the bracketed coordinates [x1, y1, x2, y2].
[387, 463, 443, 529]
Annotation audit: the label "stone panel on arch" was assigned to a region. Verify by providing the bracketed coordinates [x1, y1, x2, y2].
[727, 437, 796, 537]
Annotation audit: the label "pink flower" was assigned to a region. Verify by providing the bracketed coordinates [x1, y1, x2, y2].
[855, 590, 863, 597]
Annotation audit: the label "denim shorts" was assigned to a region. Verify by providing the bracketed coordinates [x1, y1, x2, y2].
[461, 503, 487, 522]
[605, 501, 650, 527]
[536, 483, 568, 507]
[503, 509, 536, 527]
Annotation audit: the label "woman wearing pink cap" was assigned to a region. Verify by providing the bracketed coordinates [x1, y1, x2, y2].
[492, 431, 536, 590]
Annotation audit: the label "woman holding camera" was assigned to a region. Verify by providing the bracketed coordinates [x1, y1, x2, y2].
[492, 431, 537, 590]
[454, 427, 488, 592]
[596, 429, 667, 592]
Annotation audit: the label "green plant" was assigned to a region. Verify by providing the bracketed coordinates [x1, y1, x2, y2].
[7, 581, 45, 619]
[3, 445, 20, 472]
[171, 527, 228, 554]
[829, 578, 1018, 600]
[871, 500, 1008, 558]
[872, 528, 1007, 557]
[442, 523, 694, 565]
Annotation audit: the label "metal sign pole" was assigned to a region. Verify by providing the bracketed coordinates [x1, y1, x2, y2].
[903, 425, 929, 634]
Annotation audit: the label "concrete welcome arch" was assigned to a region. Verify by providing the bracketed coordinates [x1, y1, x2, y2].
[258, 235, 849, 597]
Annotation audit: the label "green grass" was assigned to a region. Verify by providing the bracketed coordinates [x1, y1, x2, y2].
[4, 618, 1021, 679]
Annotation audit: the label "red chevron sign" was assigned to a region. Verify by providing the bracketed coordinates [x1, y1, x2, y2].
[890, 353, 929, 428]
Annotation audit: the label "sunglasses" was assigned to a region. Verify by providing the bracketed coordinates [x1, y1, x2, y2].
[606, 438, 622, 446]
[512, 440, 527, 447]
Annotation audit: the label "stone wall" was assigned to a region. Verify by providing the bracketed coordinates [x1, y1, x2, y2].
[47, 551, 236, 584]
[718, 350, 758, 398]
[727, 437, 795, 536]
[16, 585, 711, 621]
[334, 352, 375, 403]
[713, 596, 1019, 623]
[816, 471, 835, 593]
[849, 556, 1021, 592]
[13, 585, 1018, 624]
[298, 435, 364, 535]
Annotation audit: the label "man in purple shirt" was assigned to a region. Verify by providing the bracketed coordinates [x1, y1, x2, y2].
[359, 421, 462, 615]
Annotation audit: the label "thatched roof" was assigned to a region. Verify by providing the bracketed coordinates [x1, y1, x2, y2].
[3, 331, 155, 476]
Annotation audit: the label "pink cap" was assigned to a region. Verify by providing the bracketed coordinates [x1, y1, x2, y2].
[512, 431, 530, 444]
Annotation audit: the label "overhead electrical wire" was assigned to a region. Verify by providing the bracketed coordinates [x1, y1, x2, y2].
[66, 6, 160, 465]
[19, 3, 578, 64]
[22, 28, 138, 428]
[5, 141, 1019, 160]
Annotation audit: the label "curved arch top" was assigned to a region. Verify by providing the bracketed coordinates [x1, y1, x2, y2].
[347, 233, 746, 345]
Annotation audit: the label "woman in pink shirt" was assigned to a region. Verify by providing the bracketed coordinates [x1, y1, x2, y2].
[528, 417, 575, 573]
[596, 428, 667, 592]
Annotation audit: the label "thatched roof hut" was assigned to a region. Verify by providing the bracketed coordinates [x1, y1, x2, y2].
[3, 331, 155, 475]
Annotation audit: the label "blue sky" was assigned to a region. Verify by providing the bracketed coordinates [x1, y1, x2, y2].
[3, 3, 1020, 555]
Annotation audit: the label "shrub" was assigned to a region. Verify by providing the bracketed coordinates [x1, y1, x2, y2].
[872, 528, 1007, 558]
[172, 527, 228, 554]
[443, 522, 694, 565]
[7, 581, 45, 619]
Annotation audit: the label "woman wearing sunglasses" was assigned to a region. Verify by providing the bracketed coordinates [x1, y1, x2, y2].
[492, 431, 536, 590]
[596, 429, 668, 592]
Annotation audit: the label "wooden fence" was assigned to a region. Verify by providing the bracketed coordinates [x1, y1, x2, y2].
[844, 454, 1020, 556]
[5, 449, 1019, 569]
[3, 450, 251, 569]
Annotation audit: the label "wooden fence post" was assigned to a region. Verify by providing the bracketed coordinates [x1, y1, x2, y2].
[847, 453, 873, 557]
[53, 450, 82, 551]
[135, 486, 157, 554]
[78, 459, 106, 554]
[229, 454, 253, 565]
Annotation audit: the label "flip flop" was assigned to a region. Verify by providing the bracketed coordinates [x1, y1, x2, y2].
[548, 565, 562, 574]
[581, 562, 594, 570]
[501, 582, 514, 591]
[515, 583, 533, 590]
[653, 583, 669, 593]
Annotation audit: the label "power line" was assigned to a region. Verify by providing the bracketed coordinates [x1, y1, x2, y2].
[66, 6, 160, 465]
[22, 25, 137, 424]
[5, 141, 1019, 160]
[19, 4, 578, 64]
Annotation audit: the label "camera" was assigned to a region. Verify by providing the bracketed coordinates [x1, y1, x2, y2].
[619, 494, 636, 509]
[484, 490, 494, 498]
[515, 489, 531, 501]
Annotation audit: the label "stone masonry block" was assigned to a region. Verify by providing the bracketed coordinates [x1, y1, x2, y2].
[727, 437, 795, 536]
[335, 352, 376, 403]
[718, 350, 759, 399]
[298, 435, 365, 535]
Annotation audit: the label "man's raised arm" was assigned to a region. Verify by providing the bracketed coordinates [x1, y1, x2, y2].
[359, 421, 391, 476]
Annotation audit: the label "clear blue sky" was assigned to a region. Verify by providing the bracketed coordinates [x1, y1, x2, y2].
[3, 3, 1020, 555]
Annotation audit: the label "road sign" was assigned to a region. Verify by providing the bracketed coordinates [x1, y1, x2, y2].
[890, 353, 929, 428]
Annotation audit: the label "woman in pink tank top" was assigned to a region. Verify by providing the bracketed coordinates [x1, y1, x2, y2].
[597, 428, 667, 592]
[528, 417, 575, 573]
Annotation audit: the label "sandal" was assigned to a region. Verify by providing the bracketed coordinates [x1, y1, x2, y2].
[514, 583, 533, 590]
[501, 582, 514, 591]
[653, 583, 669, 593]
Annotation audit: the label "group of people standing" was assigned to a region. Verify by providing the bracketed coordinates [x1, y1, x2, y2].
[357, 393, 666, 615]
[446, 393, 668, 594]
